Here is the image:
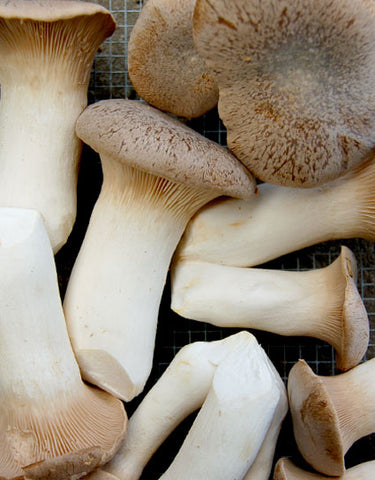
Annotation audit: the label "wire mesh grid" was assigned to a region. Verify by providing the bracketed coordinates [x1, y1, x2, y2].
[57, 0, 375, 477]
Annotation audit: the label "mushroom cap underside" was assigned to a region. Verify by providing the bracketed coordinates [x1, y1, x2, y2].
[287, 359, 345, 476]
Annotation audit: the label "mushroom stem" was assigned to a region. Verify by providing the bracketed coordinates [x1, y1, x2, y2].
[0, 208, 127, 480]
[64, 98, 255, 403]
[64, 159, 219, 402]
[105, 332, 261, 480]
[158, 333, 282, 480]
[0, 2, 115, 252]
[274, 457, 375, 479]
[288, 358, 375, 476]
[171, 246, 368, 371]
[177, 155, 375, 267]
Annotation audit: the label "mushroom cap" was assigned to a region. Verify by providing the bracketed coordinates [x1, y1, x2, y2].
[0, 0, 115, 21]
[273, 457, 323, 479]
[128, 0, 218, 119]
[337, 246, 369, 371]
[287, 359, 345, 476]
[193, 0, 375, 187]
[75, 99, 256, 199]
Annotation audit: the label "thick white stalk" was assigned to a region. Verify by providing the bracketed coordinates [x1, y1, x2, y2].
[177, 157, 375, 266]
[243, 357, 288, 480]
[0, 79, 85, 252]
[274, 458, 375, 479]
[105, 332, 258, 480]
[0, 208, 127, 480]
[64, 157, 217, 402]
[0, 5, 115, 252]
[158, 336, 281, 480]
[171, 246, 368, 370]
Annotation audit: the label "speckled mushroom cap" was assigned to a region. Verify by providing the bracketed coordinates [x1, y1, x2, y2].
[193, 0, 375, 187]
[128, 0, 218, 119]
[0, 0, 114, 20]
[287, 360, 345, 476]
[75, 99, 256, 199]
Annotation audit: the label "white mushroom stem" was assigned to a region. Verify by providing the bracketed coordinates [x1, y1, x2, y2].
[177, 156, 375, 266]
[274, 457, 375, 480]
[105, 332, 259, 480]
[243, 363, 288, 480]
[0, 4, 115, 252]
[158, 334, 281, 480]
[64, 159, 221, 402]
[288, 358, 375, 476]
[0, 208, 127, 480]
[171, 246, 368, 371]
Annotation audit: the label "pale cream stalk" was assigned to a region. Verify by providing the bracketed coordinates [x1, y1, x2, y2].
[158, 334, 281, 480]
[64, 157, 219, 402]
[105, 332, 258, 479]
[274, 457, 375, 480]
[0, 3, 115, 251]
[177, 156, 375, 267]
[171, 246, 368, 371]
[0, 208, 127, 480]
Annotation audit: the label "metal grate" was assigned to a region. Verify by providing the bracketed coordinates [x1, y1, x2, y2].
[58, 0, 375, 477]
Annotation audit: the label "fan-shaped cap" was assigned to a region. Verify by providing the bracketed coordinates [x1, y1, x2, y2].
[128, 0, 218, 119]
[0, 0, 115, 21]
[76, 99, 256, 199]
[193, 0, 375, 187]
[287, 360, 345, 476]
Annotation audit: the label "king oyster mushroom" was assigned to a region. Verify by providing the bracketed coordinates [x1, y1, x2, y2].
[63, 99, 255, 402]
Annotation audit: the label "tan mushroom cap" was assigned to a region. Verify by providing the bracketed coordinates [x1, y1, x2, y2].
[128, 0, 218, 119]
[76, 99, 256, 199]
[274, 457, 324, 479]
[0, 0, 114, 21]
[335, 246, 369, 371]
[287, 359, 345, 476]
[193, 0, 375, 187]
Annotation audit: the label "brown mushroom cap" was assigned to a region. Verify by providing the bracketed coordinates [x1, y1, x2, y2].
[75, 99, 256, 199]
[193, 0, 375, 187]
[128, 0, 218, 119]
[287, 359, 345, 476]
[0, 0, 114, 21]
[273, 457, 324, 479]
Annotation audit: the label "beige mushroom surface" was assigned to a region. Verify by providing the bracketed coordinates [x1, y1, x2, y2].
[128, 0, 218, 118]
[64, 99, 255, 402]
[0, 0, 116, 252]
[193, 0, 375, 186]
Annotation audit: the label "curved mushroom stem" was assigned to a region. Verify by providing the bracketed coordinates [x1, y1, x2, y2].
[288, 358, 375, 476]
[0, 3, 115, 252]
[176, 155, 375, 267]
[171, 246, 368, 371]
[105, 332, 261, 480]
[0, 208, 127, 480]
[273, 457, 375, 479]
[64, 159, 219, 402]
[158, 333, 282, 480]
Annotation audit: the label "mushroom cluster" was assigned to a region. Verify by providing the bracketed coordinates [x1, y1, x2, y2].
[2, 0, 375, 479]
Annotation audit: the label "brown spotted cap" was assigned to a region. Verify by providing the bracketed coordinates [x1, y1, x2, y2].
[76, 99, 256, 199]
[193, 0, 375, 187]
[128, 0, 218, 119]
